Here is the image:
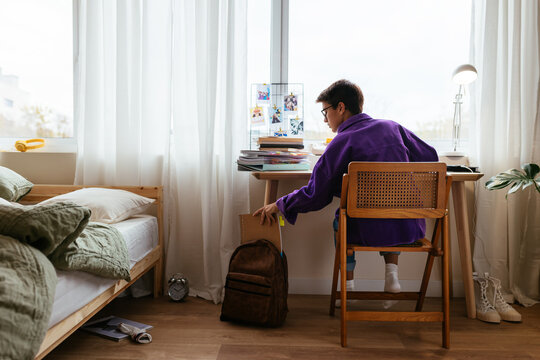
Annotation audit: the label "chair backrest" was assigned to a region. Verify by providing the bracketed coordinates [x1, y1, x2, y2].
[344, 162, 447, 219]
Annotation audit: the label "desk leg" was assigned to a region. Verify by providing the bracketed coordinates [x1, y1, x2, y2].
[452, 181, 476, 319]
[264, 180, 279, 205]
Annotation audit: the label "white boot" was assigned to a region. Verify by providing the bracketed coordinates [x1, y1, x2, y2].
[335, 280, 355, 308]
[485, 273, 522, 322]
[473, 272, 500, 324]
[384, 263, 401, 293]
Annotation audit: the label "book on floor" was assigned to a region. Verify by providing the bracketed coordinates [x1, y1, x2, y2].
[80, 315, 152, 341]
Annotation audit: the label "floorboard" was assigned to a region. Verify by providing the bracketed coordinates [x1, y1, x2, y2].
[45, 295, 540, 360]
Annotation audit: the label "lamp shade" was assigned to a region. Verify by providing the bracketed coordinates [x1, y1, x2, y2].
[452, 64, 477, 85]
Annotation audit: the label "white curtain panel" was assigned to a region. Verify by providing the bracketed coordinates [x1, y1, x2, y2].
[75, 0, 172, 186]
[75, 0, 249, 304]
[470, 0, 540, 305]
[166, 0, 249, 303]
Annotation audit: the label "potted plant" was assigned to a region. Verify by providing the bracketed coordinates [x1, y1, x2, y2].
[485, 163, 540, 196]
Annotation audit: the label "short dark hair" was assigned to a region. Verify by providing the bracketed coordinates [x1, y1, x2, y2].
[316, 79, 364, 114]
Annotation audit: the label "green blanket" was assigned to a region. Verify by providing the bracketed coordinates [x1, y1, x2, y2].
[0, 201, 91, 257]
[50, 222, 131, 281]
[0, 203, 131, 359]
[0, 234, 57, 360]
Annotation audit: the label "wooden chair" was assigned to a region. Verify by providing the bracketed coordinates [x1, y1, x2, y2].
[329, 162, 452, 348]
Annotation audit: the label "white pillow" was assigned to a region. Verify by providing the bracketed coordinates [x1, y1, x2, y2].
[39, 188, 155, 224]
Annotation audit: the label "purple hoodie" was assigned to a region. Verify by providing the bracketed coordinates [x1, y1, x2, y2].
[276, 113, 439, 246]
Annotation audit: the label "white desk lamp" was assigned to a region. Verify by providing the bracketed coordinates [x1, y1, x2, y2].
[448, 64, 477, 156]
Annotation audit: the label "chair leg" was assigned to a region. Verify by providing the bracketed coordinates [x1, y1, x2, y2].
[442, 214, 450, 349]
[340, 212, 348, 347]
[340, 258, 347, 347]
[416, 253, 435, 312]
[416, 218, 443, 312]
[153, 258, 163, 298]
[330, 238, 340, 316]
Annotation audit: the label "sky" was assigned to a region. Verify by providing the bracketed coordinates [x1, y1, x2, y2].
[0, 0, 73, 115]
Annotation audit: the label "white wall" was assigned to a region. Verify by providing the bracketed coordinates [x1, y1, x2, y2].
[1, 152, 475, 297]
[248, 169, 476, 297]
[0, 152, 75, 184]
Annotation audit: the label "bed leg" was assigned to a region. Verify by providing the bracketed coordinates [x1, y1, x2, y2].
[153, 259, 163, 297]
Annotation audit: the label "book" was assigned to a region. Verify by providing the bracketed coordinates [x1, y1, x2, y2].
[253, 147, 309, 153]
[237, 162, 310, 171]
[238, 158, 308, 166]
[259, 143, 305, 149]
[240, 150, 308, 159]
[258, 136, 303, 144]
[80, 316, 152, 341]
[262, 163, 310, 171]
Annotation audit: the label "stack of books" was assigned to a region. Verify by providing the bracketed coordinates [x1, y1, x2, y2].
[257, 136, 304, 150]
[237, 149, 310, 171]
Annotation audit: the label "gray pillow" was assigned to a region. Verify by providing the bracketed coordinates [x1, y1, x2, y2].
[0, 166, 33, 202]
[0, 201, 91, 257]
[49, 222, 131, 281]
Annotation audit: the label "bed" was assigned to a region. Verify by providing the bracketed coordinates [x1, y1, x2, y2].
[17, 185, 163, 360]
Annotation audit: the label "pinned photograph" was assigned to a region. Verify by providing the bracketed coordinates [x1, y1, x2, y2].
[289, 116, 304, 136]
[256, 84, 270, 102]
[270, 106, 282, 124]
[250, 106, 265, 126]
[284, 93, 298, 112]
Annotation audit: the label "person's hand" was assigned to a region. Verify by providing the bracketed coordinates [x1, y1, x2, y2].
[253, 202, 279, 225]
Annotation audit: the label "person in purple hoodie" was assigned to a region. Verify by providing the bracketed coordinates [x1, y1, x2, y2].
[254, 79, 438, 297]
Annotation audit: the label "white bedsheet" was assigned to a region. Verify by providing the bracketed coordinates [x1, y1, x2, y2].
[48, 215, 158, 328]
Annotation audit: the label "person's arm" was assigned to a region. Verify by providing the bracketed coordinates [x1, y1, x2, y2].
[253, 139, 350, 225]
[275, 139, 350, 225]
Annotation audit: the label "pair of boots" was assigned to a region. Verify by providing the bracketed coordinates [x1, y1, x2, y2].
[473, 272, 521, 323]
[336, 264, 400, 308]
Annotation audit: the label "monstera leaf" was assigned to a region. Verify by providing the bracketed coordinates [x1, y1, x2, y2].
[485, 163, 540, 197]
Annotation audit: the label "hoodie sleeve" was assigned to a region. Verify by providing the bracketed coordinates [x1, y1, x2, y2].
[276, 137, 350, 224]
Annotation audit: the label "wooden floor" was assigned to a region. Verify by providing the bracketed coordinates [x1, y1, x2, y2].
[45, 295, 540, 360]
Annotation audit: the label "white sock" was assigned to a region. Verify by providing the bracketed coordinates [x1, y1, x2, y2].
[346, 279, 355, 291]
[384, 263, 401, 293]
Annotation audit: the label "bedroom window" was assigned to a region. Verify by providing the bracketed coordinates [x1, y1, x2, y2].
[0, 0, 73, 140]
[253, 0, 472, 153]
[247, 1, 271, 87]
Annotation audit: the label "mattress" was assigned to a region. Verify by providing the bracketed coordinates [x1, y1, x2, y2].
[48, 215, 158, 328]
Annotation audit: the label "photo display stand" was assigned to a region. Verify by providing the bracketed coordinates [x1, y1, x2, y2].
[249, 83, 304, 149]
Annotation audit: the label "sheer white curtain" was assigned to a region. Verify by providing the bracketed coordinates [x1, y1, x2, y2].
[471, 0, 540, 305]
[165, 0, 249, 303]
[75, 0, 172, 186]
[75, 0, 249, 304]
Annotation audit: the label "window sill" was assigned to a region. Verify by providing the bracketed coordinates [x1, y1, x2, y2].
[0, 138, 77, 154]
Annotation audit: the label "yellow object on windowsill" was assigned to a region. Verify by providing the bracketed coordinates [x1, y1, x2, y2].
[14, 138, 45, 152]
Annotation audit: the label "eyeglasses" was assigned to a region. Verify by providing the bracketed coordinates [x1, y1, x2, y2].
[321, 105, 333, 118]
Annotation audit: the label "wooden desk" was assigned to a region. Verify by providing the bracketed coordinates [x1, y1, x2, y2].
[447, 172, 483, 319]
[252, 170, 484, 319]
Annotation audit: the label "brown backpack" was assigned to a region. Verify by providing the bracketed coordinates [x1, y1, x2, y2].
[220, 239, 288, 327]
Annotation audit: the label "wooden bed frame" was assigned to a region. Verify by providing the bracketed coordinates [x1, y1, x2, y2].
[19, 185, 164, 360]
